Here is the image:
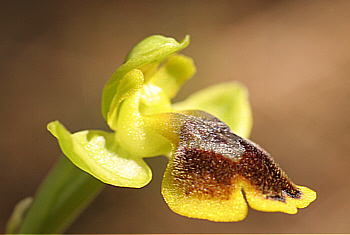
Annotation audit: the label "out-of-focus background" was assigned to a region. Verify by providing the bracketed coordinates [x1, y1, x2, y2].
[1, 0, 349, 233]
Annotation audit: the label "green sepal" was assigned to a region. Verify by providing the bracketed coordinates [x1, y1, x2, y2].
[47, 121, 151, 188]
[173, 82, 253, 138]
[101, 35, 190, 121]
[125, 35, 190, 62]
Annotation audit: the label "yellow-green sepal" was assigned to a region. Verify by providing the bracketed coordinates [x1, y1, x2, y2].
[47, 121, 152, 188]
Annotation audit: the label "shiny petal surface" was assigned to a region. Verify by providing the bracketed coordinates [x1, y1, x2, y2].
[47, 121, 151, 187]
[106, 69, 144, 130]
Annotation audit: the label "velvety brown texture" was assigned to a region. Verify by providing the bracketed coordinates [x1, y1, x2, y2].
[173, 112, 300, 202]
[237, 139, 301, 201]
[1, 0, 349, 233]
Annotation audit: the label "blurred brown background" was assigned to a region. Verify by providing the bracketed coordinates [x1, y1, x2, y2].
[1, 0, 349, 233]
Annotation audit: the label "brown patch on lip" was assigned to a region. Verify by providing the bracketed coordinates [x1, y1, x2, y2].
[237, 139, 302, 202]
[173, 145, 238, 200]
[170, 110, 301, 202]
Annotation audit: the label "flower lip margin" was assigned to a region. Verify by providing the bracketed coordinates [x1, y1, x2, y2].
[160, 110, 317, 222]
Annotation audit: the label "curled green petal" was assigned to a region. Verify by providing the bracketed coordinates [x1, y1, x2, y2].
[102, 35, 190, 121]
[151, 54, 196, 99]
[116, 93, 172, 158]
[173, 82, 252, 138]
[107, 69, 144, 130]
[47, 121, 151, 188]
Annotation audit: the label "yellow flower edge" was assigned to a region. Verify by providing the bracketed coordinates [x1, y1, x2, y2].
[163, 173, 316, 221]
[162, 171, 248, 222]
[243, 181, 316, 214]
[159, 111, 316, 222]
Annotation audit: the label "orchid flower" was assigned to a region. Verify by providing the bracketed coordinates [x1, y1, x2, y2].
[47, 35, 316, 222]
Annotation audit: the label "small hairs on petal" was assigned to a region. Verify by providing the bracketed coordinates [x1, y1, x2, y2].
[160, 111, 316, 221]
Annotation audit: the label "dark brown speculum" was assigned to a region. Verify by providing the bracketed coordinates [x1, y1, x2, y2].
[171, 111, 302, 202]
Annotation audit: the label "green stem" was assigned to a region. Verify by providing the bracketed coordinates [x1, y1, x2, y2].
[14, 155, 106, 234]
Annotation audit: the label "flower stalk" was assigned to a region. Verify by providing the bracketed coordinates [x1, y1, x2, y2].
[11, 156, 105, 234]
